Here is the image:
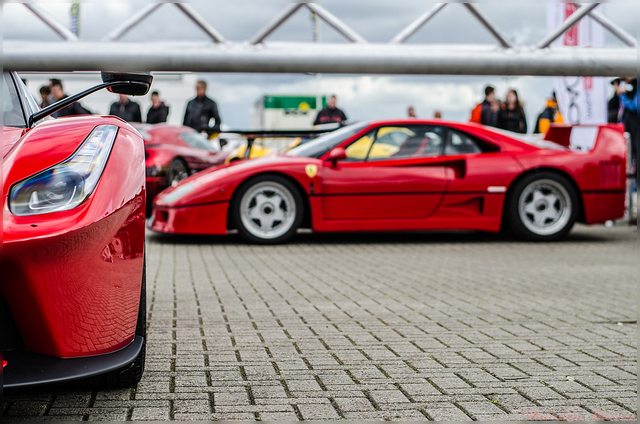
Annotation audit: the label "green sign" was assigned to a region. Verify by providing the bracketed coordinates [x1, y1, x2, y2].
[263, 95, 326, 110]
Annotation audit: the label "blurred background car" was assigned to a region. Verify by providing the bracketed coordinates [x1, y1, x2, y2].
[221, 123, 343, 164]
[223, 139, 274, 164]
[137, 124, 231, 210]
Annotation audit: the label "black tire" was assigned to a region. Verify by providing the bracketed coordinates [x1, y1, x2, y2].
[231, 175, 304, 244]
[167, 159, 189, 187]
[506, 172, 579, 241]
[82, 258, 147, 389]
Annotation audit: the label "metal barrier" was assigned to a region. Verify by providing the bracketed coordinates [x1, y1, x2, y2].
[4, 2, 637, 75]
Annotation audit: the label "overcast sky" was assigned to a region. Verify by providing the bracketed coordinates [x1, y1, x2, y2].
[3, 1, 639, 129]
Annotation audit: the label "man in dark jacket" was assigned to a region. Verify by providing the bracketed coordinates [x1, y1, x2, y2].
[470, 86, 499, 127]
[616, 78, 638, 164]
[608, 78, 622, 124]
[50, 81, 92, 118]
[183, 80, 221, 133]
[313, 95, 347, 125]
[480, 86, 499, 127]
[146, 91, 169, 124]
[109, 94, 142, 123]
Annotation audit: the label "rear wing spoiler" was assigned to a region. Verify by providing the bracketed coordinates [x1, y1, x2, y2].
[209, 125, 341, 159]
[544, 123, 626, 151]
[546, 122, 633, 181]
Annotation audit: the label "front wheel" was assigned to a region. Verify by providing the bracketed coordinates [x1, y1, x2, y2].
[506, 172, 579, 241]
[232, 175, 304, 244]
[167, 159, 189, 187]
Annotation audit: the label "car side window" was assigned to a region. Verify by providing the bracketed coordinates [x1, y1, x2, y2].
[366, 125, 444, 161]
[179, 132, 217, 151]
[345, 130, 376, 161]
[444, 130, 484, 155]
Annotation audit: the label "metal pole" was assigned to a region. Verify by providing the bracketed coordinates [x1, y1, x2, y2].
[304, 3, 367, 43]
[4, 41, 635, 77]
[103, 3, 164, 41]
[536, 3, 600, 49]
[462, 4, 513, 48]
[173, 3, 226, 43]
[391, 3, 447, 43]
[624, 132, 635, 224]
[23, 4, 78, 41]
[312, 11, 322, 122]
[249, 3, 305, 44]
[573, 3, 637, 47]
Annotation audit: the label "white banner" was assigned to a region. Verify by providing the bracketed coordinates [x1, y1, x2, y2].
[547, 4, 607, 125]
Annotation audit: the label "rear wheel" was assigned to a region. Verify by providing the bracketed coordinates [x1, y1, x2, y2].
[506, 172, 578, 241]
[232, 175, 304, 244]
[167, 159, 189, 187]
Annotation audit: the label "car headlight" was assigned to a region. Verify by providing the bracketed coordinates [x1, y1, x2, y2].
[9, 125, 118, 216]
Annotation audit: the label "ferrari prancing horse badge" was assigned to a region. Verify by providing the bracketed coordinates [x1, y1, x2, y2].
[305, 164, 318, 178]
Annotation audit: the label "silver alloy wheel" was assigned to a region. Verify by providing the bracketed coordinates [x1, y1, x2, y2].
[518, 178, 572, 236]
[239, 181, 297, 240]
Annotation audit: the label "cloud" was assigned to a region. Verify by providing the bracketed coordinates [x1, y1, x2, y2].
[5, 2, 630, 128]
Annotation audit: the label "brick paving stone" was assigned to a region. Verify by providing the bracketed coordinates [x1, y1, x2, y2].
[423, 404, 474, 420]
[4, 225, 636, 421]
[130, 406, 170, 421]
[296, 403, 340, 420]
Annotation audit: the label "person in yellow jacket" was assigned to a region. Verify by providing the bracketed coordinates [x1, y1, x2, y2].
[534, 92, 564, 134]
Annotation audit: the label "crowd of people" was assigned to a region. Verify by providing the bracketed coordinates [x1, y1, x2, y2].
[467, 80, 637, 169]
[36, 78, 636, 157]
[36, 78, 222, 133]
[469, 85, 532, 134]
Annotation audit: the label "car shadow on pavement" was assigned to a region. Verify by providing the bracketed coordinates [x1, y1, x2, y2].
[146, 224, 628, 246]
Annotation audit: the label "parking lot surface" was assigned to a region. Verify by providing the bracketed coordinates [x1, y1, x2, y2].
[4, 225, 637, 421]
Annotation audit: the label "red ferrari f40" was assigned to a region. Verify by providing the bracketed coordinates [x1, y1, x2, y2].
[149, 120, 627, 244]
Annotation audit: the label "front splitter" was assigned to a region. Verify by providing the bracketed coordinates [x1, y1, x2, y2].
[3, 336, 144, 389]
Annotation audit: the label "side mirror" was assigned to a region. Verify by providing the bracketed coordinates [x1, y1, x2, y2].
[101, 72, 153, 96]
[328, 147, 347, 166]
[29, 72, 154, 127]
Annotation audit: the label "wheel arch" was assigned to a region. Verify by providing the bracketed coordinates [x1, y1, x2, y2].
[501, 167, 585, 230]
[226, 171, 312, 230]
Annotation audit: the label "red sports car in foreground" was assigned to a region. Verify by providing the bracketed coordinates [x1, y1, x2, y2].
[149, 120, 627, 244]
[139, 124, 230, 208]
[3, 71, 151, 388]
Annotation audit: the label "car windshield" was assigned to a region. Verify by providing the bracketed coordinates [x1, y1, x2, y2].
[286, 122, 369, 158]
[179, 132, 217, 151]
[2, 72, 26, 127]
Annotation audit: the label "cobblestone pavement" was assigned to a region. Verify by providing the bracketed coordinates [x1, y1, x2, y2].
[4, 225, 637, 421]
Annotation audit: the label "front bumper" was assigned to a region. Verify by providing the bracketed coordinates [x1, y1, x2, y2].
[149, 201, 229, 235]
[3, 336, 144, 389]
